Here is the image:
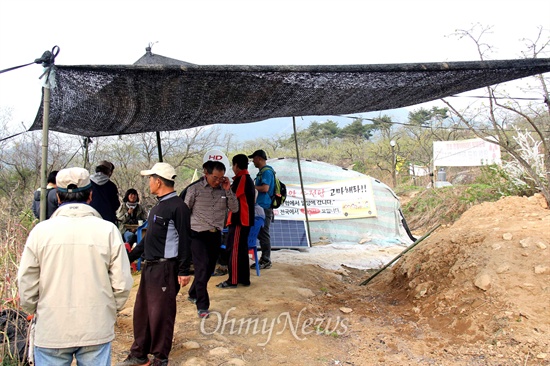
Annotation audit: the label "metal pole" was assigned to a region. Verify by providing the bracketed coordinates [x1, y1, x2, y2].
[359, 224, 440, 286]
[292, 116, 312, 246]
[36, 46, 59, 221]
[39, 87, 51, 221]
[391, 142, 397, 188]
[156, 131, 163, 162]
[83, 137, 90, 170]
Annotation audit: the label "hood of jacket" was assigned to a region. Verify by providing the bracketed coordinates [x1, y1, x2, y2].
[51, 202, 103, 219]
[33, 186, 55, 201]
[90, 172, 110, 186]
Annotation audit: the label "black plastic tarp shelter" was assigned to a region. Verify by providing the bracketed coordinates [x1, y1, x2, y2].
[29, 55, 550, 223]
[29, 58, 550, 137]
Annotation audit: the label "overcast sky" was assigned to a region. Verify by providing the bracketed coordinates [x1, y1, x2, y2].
[1, 0, 549, 133]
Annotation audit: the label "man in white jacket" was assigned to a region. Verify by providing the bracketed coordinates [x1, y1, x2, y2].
[18, 167, 133, 366]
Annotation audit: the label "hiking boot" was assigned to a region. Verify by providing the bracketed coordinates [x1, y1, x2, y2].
[211, 266, 228, 276]
[259, 261, 272, 269]
[150, 358, 169, 366]
[216, 281, 237, 289]
[198, 309, 210, 319]
[251, 258, 271, 269]
[116, 355, 150, 366]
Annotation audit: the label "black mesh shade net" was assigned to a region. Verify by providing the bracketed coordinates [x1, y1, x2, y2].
[29, 59, 550, 137]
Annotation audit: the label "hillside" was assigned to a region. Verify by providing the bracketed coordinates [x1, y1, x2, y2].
[113, 195, 549, 365]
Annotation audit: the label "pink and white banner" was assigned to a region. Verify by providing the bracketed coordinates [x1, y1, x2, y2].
[433, 138, 501, 167]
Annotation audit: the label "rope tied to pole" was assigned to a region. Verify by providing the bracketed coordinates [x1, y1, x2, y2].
[0, 45, 60, 75]
[37, 46, 60, 87]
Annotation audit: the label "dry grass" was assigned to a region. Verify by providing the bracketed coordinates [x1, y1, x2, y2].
[401, 185, 503, 232]
[0, 199, 32, 365]
[0, 201, 30, 310]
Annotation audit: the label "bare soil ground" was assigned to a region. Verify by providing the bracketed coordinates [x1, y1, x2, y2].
[113, 195, 550, 365]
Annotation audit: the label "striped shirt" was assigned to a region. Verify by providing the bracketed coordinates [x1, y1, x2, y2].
[184, 178, 239, 232]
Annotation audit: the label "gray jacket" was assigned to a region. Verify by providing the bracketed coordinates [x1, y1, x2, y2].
[31, 185, 59, 219]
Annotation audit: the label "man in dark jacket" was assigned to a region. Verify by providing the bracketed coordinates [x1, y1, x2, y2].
[31, 170, 59, 220]
[90, 160, 121, 224]
[118, 162, 191, 366]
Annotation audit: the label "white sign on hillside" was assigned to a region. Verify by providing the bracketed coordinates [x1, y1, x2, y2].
[409, 164, 430, 177]
[433, 138, 501, 167]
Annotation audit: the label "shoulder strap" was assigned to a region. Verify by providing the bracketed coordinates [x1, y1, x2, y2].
[258, 166, 275, 185]
[260, 166, 276, 177]
[179, 178, 202, 200]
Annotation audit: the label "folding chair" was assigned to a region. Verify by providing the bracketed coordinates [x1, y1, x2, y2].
[135, 220, 148, 271]
[248, 216, 265, 276]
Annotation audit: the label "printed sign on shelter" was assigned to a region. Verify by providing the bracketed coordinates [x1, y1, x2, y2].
[274, 177, 377, 221]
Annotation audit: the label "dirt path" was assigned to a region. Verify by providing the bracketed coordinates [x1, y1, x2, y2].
[114, 264, 355, 365]
[113, 195, 550, 365]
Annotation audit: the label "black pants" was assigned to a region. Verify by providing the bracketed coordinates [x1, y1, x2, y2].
[257, 208, 273, 262]
[188, 230, 221, 310]
[226, 224, 251, 286]
[130, 260, 179, 360]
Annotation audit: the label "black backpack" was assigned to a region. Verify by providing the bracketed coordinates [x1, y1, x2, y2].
[0, 309, 29, 363]
[179, 177, 204, 202]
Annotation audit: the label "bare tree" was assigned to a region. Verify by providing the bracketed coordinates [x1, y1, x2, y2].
[166, 126, 225, 169]
[443, 25, 550, 207]
[78, 127, 231, 209]
[0, 113, 72, 214]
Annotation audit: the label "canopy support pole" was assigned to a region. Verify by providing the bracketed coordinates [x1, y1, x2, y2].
[82, 137, 91, 170]
[156, 131, 163, 162]
[39, 87, 51, 221]
[36, 47, 59, 221]
[293, 116, 312, 246]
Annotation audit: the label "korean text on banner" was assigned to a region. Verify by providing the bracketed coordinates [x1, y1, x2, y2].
[275, 177, 377, 221]
[433, 138, 501, 167]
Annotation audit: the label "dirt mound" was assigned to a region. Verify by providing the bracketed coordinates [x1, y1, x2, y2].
[113, 195, 550, 365]
[369, 195, 550, 361]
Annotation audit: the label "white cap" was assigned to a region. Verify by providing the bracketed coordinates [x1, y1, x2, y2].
[56, 167, 92, 193]
[140, 162, 177, 181]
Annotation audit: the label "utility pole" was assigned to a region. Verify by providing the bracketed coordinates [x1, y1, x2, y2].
[390, 140, 397, 188]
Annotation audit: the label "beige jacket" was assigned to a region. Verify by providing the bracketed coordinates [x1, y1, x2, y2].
[18, 203, 133, 348]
